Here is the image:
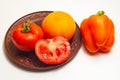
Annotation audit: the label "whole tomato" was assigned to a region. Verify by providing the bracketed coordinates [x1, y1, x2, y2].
[11, 20, 44, 52]
[80, 11, 114, 54]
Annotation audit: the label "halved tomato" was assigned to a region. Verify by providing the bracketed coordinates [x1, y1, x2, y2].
[35, 36, 71, 64]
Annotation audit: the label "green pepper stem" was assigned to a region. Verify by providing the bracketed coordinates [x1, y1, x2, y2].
[96, 11, 105, 16]
[21, 20, 31, 33]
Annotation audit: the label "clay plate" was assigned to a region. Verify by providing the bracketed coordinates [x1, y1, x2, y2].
[4, 11, 82, 71]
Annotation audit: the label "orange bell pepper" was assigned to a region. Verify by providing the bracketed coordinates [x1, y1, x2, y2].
[80, 11, 115, 54]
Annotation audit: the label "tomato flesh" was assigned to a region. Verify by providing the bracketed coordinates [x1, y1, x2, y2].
[35, 36, 71, 64]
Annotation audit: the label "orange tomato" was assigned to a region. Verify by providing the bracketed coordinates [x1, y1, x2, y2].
[42, 11, 76, 40]
[80, 11, 114, 54]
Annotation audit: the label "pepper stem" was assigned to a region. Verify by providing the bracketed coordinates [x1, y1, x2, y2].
[96, 11, 105, 16]
[21, 20, 31, 33]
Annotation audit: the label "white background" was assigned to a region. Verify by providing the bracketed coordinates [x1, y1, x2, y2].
[0, 0, 120, 80]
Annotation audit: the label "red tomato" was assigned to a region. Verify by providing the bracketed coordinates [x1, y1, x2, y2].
[11, 20, 44, 52]
[35, 36, 71, 64]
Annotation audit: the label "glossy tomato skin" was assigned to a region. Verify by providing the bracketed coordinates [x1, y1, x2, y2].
[35, 36, 71, 64]
[80, 11, 114, 54]
[11, 21, 44, 52]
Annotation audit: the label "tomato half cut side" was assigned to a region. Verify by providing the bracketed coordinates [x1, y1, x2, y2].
[35, 36, 71, 64]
